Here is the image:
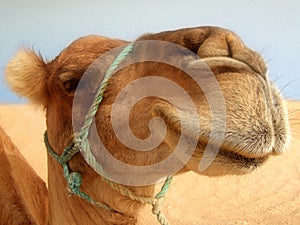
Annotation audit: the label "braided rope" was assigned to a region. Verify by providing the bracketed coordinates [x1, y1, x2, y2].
[44, 132, 115, 211]
[103, 176, 172, 225]
[73, 42, 134, 178]
[44, 42, 172, 225]
[74, 42, 134, 143]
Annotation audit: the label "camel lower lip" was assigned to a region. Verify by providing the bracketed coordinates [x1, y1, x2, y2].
[219, 149, 268, 168]
[191, 139, 268, 170]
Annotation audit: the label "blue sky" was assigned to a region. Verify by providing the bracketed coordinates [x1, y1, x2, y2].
[1, 0, 299, 103]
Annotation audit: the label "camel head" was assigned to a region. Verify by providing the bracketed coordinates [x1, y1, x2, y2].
[5, 26, 289, 183]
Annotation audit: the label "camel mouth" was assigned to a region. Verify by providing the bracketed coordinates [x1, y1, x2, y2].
[153, 51, 289, 174]
[153, 102, 274, 172]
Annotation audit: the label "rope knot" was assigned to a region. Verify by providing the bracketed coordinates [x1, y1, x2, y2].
[152, 199, 163, 215]
[151, 198, 170, 225]
[68, 172, 82, 193]
[74, 134, 90, 154]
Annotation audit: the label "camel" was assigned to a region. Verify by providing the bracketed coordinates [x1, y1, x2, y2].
[3, 26, 289, 225]
[0, 126, 48, 225]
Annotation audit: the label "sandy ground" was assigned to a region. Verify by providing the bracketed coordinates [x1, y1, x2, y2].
[0, 105, 47, 181]
[0, 101, 299, 225]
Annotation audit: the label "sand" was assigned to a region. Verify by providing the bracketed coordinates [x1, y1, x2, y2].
[0, 105, 47, 181]
[0, 101, 299, 225]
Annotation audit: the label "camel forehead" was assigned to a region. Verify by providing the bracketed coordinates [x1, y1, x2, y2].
[56, 35, 126, 64]
[51, 36, 127, 82]
[62, 35, 114, 52]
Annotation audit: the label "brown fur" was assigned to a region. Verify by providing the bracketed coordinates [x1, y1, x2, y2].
[5, 49, 50, 106]
[0, 126, 48, 225]
[4, 26, 289, 224]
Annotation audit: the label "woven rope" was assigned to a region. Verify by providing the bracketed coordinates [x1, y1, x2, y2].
[44, 133, 172, 224]
[103, 177, 172, 225]
[44, 42, 172, 225]
[44, 132, 115, 211]
[74, 42, 134, 144]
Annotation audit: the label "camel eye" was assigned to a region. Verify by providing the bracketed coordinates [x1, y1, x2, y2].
[59, 72, 80, 95]
[63, 79, 79, 93]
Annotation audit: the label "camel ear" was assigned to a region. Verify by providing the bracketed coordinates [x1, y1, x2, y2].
[5, 48, 49, 106]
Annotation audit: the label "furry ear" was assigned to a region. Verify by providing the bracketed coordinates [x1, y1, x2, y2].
[5, 48, 49, 106]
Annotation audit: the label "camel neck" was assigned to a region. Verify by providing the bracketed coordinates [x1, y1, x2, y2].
[46, 144, 155, 225]
[45, 105, 157, 224]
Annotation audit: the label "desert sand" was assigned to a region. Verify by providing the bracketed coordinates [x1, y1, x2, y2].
[0, 101, 299, 225]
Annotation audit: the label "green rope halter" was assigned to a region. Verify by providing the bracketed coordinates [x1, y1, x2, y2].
[44, 42, 173, 225]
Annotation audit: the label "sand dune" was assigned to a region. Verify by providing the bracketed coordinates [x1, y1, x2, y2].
[0, 101, 299, 224]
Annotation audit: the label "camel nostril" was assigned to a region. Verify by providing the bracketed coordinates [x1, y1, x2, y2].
[225, 36, 233, 58]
